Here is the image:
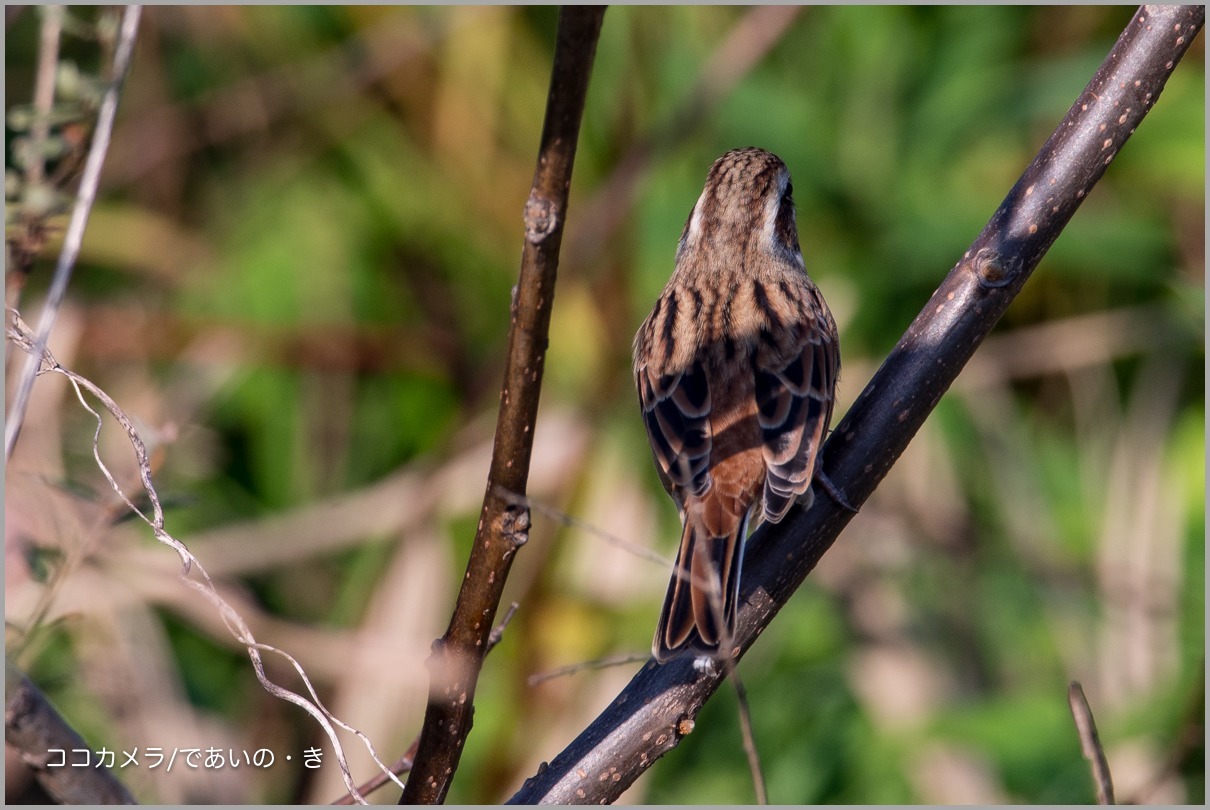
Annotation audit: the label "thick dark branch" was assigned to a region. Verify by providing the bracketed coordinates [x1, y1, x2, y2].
[399, 7, 606, 805]
[5, 664, 137, 804]
[508, 5, 1203, 804]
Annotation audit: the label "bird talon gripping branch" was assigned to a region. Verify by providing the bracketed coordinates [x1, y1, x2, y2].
[815, 469, 858, 514]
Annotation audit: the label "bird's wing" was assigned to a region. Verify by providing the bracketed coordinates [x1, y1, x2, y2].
[635, 356, 713, 500]
[755, 290, 839, 523]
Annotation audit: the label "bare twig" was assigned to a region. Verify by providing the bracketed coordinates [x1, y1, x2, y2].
[508, 6, 1204, 803]
[1068, 681, 1115, 804]
[5, 663, 137, 805]
[7, 6, 65, 313]
[333, 738, 419, 807]
[729, 670, 767, 804]
[527, 653, 649, 687]
[399, 9, 606, 803]
[6, 4, 141, 462]
[26, 5, 63, 190]
[487, 602, 520, 651]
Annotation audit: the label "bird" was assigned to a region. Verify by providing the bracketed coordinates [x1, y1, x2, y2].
[633, 147, 841, 663]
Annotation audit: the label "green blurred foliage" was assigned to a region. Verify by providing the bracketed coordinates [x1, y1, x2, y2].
[5, 5, 1203, 805]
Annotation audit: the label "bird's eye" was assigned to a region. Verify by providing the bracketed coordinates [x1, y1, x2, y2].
[782, 182, 794, 206]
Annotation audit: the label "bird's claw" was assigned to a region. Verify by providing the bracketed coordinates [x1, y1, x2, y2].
[816, 469, 858, 513]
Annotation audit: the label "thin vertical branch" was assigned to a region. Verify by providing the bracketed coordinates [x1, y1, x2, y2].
[5, 4, 141, 462]
[6, 6, 64, 314]
[729, 671, 767, 804]
[398, 7, 606, 804]
[26, 5, 63, 190]
[332, 605, 519, 805]
[1069, 681, 1115, 804]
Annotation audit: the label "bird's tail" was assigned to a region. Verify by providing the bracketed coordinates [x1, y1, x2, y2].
[653, 510, 750, 662]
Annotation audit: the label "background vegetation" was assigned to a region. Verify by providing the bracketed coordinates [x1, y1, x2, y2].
[5, 5, 1203, 804]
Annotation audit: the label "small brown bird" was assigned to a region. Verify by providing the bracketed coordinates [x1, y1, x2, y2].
[633, 147, 840, 662]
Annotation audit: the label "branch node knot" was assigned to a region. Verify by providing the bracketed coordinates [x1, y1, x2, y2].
[524, 192, 559, 244]
[501, 503, 531, 548]
[970, 247, 1019, 289]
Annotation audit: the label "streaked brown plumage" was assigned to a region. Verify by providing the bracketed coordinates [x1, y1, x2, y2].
[633, 147, 840, 662]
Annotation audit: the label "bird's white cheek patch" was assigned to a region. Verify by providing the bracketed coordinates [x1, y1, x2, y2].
[684, 189, 710, 246]
[760, 195, 780, 250]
